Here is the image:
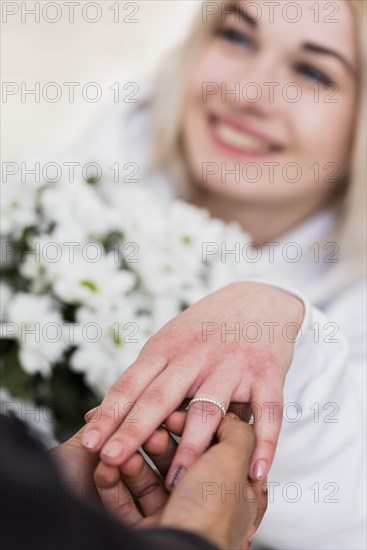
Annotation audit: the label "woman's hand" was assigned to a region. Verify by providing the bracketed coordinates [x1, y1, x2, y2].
[81, 281, 304, 483]
[95, 414, 267, 549]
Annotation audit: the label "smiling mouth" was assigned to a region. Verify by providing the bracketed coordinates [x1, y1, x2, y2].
[209, 115, 284, 154]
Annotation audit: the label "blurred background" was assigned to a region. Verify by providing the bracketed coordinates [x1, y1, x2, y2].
[2, 1, 199, 161]
[1, 1, 201, 442]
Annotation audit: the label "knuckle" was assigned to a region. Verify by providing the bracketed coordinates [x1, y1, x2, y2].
[143, 386, 166, 406]
[140, 333, 159, 352]
[114, 498, 137, 518]
[140, 333, 168, 358]
[178, 441, 203, 460]
[133, 481, 162, 500]
[262, 435, 279, 448]
[101, 405, 119, 423]
[85, 409, 115, 432]
[95, 405, 123, 429]
[109, 374, 135, 396]
[94, 466, 118, 489]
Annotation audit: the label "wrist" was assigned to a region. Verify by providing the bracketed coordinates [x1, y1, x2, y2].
[235, 279, 306, 324]
[287, 292, 305, 327]
[234, 280, 305, 326]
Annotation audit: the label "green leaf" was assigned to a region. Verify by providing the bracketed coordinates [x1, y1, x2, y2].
[181, 235, 193, 244]
[80, 279, 98, 293]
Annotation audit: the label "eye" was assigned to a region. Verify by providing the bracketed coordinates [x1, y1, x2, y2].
[216, 27, 255, 50]
[295, 63, 334, 86]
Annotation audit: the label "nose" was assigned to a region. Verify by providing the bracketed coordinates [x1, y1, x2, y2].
[223, 55, 284, 116]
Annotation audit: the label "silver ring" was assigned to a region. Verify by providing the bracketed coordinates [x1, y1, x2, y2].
[185, 397, 227, 419]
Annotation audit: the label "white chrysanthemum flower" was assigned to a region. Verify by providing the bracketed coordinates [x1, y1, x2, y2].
[4, 293, 69, 376]
[0, 180, 39, 238]
[51, 251, 136, 308]
[70, 302, 149, 395]
[149, 294, 183, 334]
[2, 174, 261, 401]
[105, 185, 258, 305]
[21, 237, 136, 308]
[40, 180, 119, 241]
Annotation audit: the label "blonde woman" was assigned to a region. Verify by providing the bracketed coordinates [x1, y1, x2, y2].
[80, 1, 366, 548]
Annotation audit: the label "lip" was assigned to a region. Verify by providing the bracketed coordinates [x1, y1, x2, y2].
[207, 112, 285, 158]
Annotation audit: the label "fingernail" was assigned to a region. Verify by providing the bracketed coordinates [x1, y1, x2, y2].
[82, 429, 101, 450]
[102, 440, 124, 459]
[226, 412, 240, 421]
[168, 465, 186, 487]
[84, 407, 97, 423]
[253, 459, 267, 480]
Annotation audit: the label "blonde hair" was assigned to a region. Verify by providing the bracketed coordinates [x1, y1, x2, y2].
[150, 0, 367, 293]
[339, 0, 367, 284]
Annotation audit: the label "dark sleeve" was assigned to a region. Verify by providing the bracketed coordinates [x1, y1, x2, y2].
[0, 415, 218, 550]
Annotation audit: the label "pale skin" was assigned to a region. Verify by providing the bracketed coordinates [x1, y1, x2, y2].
[184, 0, 358, 243]
[80, 0, 358, 501]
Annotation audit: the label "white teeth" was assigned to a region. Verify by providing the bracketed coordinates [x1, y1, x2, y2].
[214, 122, 271, 152]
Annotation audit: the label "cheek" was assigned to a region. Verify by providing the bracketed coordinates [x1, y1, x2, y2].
[182, 49, 225, 168]
[295, 94, 355, 182]
[186, 45, 238, 107]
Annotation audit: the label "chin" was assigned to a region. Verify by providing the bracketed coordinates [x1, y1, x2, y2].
[196, 177, 267, 201]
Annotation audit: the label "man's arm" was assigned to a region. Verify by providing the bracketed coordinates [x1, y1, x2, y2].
[1, 414, 218, 550]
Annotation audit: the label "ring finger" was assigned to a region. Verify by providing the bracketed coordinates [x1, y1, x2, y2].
[165, 369, 239, 490]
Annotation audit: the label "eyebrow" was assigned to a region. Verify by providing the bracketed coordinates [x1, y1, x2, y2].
[225, 3, 258, 28]
[302, 43, 356, 76]
[222, 6, 356, 77]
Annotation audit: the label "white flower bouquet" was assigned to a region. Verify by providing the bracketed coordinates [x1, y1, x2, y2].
[0, 175, 258, 438]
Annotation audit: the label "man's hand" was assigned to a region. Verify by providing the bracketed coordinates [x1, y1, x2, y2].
[94, 413, 267, 549]
[49, 426, 101, 503]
